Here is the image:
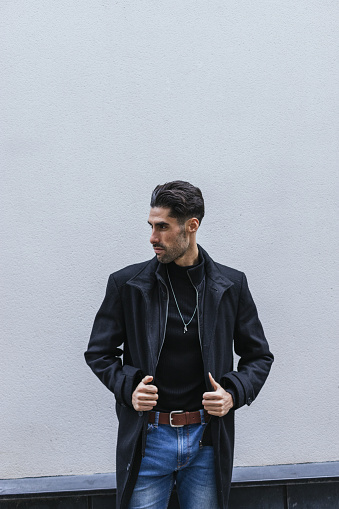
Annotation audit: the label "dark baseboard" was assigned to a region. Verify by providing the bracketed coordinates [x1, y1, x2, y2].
[0, 462, 338, 508]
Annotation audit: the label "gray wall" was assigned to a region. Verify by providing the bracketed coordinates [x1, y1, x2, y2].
[1, 1, 338, 479]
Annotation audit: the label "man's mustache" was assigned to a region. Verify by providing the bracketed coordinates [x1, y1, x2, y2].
[152, 244, 165, 249]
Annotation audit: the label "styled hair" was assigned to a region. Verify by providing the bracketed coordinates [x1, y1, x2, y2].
[150, 181, 205, 224]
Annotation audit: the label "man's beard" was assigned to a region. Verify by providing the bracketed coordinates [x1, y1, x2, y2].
[155, 245, 187, 264]
[153, 231, 188, 264]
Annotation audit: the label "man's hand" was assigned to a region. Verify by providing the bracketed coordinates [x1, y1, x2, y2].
[132, 375, 158, 412]
[202, 372, 234, 417]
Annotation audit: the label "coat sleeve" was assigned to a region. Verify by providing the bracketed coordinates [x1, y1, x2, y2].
[84, 275, 143, 408]
[222, 273, 274, 409]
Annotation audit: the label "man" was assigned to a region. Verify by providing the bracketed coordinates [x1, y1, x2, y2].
[85, 181, 274, 509]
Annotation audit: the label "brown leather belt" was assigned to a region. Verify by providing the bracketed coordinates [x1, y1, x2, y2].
[148, 410, 210, 427]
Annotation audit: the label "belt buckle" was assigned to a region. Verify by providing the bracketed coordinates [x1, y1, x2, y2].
[169, 410, 184, 427]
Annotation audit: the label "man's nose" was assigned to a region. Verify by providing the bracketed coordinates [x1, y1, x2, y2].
[150, 229, 159, 244]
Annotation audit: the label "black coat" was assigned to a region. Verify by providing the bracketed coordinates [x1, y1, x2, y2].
[85, 247, 274, 508]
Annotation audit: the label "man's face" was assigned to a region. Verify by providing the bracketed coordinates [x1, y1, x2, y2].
[148, 207, 189, 264]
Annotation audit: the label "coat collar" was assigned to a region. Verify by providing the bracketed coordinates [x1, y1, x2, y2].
[125, 257, 158, 294]
[198, 246, 234, 292]
[126, 245, 234, 294]
[196, 247, 234, 358]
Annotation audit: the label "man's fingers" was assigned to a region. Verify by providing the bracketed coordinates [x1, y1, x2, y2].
[132, 393, 157, 411]
[203, 405, 230, 416]
[140, 375, 157, 393]
[203, 400, 225, 409]
[202, 384, 234, 417]
[134, 401, 157, 411]
[203, 391, 220, 400]
[203, 398, 223, 406]
[140, 384, 158, 393]
[132, 375, 159, 412]
[137, 404, 157, 411]
[138, 392, 158, 401]
[139, 397, 157, 403]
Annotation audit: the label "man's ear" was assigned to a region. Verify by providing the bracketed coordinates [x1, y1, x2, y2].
[187, 218, 200, 233]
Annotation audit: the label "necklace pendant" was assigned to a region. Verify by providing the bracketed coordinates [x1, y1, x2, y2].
[184, 325, 187, 334]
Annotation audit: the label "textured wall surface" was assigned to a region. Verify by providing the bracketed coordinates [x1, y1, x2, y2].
[1, 0, 338, 478]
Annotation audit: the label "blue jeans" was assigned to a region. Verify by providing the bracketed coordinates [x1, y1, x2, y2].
[128, 411, 220, 509]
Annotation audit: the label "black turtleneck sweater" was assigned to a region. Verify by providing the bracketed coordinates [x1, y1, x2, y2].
[154, 259, 207, 412]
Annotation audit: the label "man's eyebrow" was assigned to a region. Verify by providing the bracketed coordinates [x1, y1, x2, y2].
[147, 221, 169, 226]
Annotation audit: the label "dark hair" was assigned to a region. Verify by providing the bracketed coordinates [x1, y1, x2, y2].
[150, 180, 205, 224]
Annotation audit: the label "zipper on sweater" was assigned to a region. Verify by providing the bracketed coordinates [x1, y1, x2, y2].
[187, 272, 203, 355]
[154, 280, 169, 371]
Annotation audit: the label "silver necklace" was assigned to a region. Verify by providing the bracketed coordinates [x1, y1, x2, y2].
[166, 265, 198, 334]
